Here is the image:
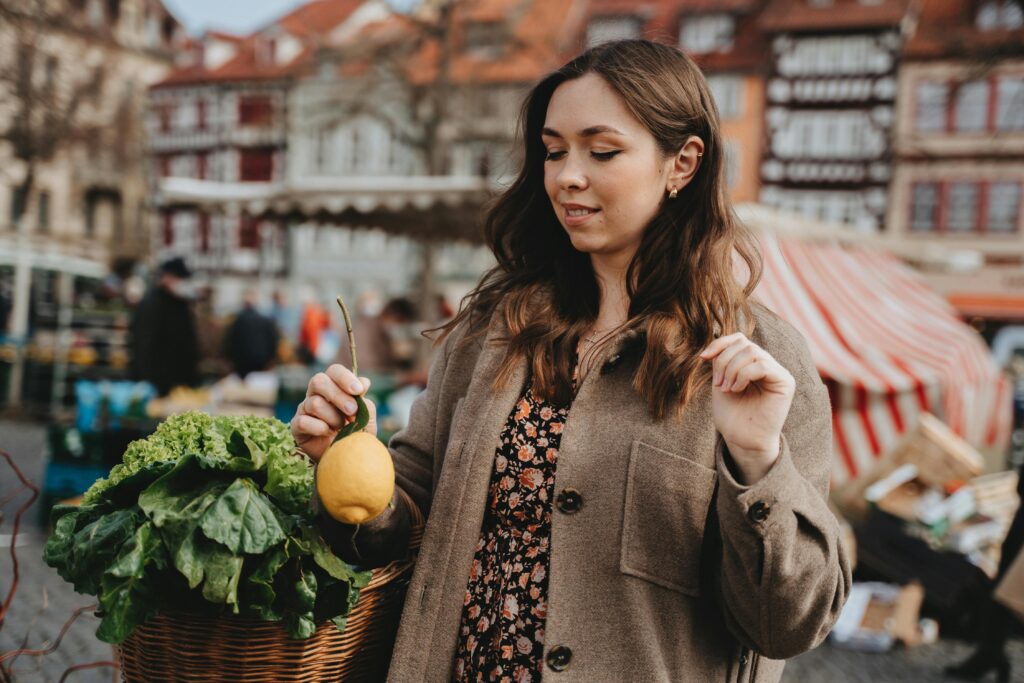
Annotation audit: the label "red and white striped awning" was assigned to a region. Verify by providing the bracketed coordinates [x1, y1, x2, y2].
[753, 231, 1011, 487]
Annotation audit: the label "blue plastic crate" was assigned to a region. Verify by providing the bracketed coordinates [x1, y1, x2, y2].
[43, 460, 109, 499]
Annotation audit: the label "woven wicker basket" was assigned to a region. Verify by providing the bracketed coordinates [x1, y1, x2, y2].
[117, 487, 424, 682]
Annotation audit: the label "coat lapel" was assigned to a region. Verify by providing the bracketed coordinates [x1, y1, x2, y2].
[419, 309, 532, 679]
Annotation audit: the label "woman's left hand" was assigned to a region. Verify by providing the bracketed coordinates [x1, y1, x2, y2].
[700, 333, 796, 484]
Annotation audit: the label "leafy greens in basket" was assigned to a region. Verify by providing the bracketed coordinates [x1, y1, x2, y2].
[44, 411, 372, 644]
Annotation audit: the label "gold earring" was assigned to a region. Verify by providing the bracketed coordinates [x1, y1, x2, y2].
[697, 152, 703, 158]
[669, 188, 678, 199]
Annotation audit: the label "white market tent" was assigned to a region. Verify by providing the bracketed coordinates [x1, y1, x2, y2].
[737, 204, 1011, 486]
[158, 176, 493, 241]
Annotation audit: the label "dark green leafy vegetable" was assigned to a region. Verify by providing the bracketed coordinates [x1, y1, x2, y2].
[44, 412, 372, 643]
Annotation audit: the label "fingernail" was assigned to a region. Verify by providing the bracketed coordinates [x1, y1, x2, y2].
[713, 373, 720, 385]
[349, 381, 363, 393]
[345, 401, 357, 414]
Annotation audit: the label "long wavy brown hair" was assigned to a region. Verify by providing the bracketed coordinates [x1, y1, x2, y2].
[431, 39, 762, 421]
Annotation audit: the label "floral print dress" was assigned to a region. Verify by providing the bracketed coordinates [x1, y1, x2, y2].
[451, 357, 579, 683]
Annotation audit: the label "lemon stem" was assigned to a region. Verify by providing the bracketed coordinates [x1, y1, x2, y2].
[336, 295, 358, 377]
[333, 295, 369, 441]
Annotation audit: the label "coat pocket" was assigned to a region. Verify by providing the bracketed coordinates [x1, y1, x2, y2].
[620, 440, 718, 596]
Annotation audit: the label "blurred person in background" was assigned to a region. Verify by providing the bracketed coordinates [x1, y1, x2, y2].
[270, 289, 301, 359]
[225, 289, 280, 379]
[945, 356, 1024, 682]
[297, 295, 331, 365]
[128, 257, 200, 396]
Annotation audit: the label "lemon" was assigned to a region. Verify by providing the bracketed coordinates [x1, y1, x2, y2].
[316, 432, 395, 524]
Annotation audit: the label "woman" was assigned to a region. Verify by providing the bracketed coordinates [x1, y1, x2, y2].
[292, 40, 851, 683]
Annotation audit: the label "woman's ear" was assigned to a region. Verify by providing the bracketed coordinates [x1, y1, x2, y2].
[666, 136, 705, 194]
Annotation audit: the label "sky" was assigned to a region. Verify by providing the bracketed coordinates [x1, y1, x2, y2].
[162, 0, 421, 35]
[162, 0, 309, 35]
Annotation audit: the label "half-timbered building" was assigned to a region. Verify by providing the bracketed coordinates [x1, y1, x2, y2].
[757, 0, 913, 230]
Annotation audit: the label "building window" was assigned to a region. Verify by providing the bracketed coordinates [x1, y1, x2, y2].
[196, 98, 207, 130]
[196, 152, 208, 180]
[914, 82, 948, 132]
[976, 1, 1024, 30]
[953, 80, 989, 132]
[239, 214, 260, 248]
[238, 95, 273, 126]
[162, 212, 173, 246]
[239, 148, 274, 181]
[586, 16, 641, 48]
[910, 182, 939, 232]
[464, 21, 506, 57]
[9, 185, 27, 226]
[947, 182, 979, 231]
[996, 76, 1024, 130]
[988, 182, 1021, 233]
[707, 75, 743, 119]
[37, 190, 49, 233]
[680, 14, 735, 55]
[198, 212, 211, 252]
[155, 102, 175, 133]
[44, 55, 58, 89]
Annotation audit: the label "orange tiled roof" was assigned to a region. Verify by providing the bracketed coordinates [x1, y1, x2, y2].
[277, 0, 364, 38]
[153, 0, 362, 88]
[759, 0, 912, 31]
[904, 0, 1024, 58]
[335, 0, 586, 86]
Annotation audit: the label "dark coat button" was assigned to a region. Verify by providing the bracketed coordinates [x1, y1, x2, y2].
[546, 645, 572, 671]
[556, 488, 583, 514]
[748, 501, 770, 523]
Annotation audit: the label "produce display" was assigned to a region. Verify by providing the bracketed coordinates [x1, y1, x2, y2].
[43, 411, 372, 643]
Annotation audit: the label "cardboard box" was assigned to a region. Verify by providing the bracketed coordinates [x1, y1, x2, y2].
[994, 547, 1024, 623]
[834, 413, 984, 523]
[829, 582, 929, 651]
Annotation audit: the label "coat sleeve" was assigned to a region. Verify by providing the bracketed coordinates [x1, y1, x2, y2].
[316, 326, 458, 568]
[710, 343, 852, 660]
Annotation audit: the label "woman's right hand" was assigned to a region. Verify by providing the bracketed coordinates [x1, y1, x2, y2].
[291, 364, 376, 463]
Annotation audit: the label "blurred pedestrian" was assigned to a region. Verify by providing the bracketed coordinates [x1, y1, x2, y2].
[297, 298, 330, 365]
[945, 361, 1024, 682]
[270, 289, 301, 347]
[128, 257, 200, 396]
[225, 289, 280, 379]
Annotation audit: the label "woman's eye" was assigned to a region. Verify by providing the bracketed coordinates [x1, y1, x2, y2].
[592, 150, 621, 161]
[544, 150, 566, 161]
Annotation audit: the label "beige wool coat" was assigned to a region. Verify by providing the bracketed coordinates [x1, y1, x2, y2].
[319, 295, 852, 683]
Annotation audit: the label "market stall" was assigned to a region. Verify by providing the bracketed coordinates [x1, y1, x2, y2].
[738, 204, 1012, 486]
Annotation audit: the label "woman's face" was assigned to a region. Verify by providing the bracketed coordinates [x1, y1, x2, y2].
[542, 72, 675, 265]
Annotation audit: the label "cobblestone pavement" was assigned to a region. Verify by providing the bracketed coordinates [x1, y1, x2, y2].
[2, 418, 1021, 682]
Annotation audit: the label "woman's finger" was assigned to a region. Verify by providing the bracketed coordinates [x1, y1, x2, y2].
[719, 345, 761, 391]
[325, 364, 367, 396]
[304, 395, 345, 430]
[307, 371, 358, 416]
[291, 413, 331, 444]
[710, 337, 751, 386]
[699, 332, 746, 360]
[728, 354, 770, 393]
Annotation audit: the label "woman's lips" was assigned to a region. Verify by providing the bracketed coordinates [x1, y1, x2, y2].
[563, 206, 600, 226]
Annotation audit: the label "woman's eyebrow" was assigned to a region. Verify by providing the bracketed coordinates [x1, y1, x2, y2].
[541, 125, 626, 138]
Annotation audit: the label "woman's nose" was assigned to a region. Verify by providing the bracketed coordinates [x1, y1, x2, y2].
[557, 152, 587, 191]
